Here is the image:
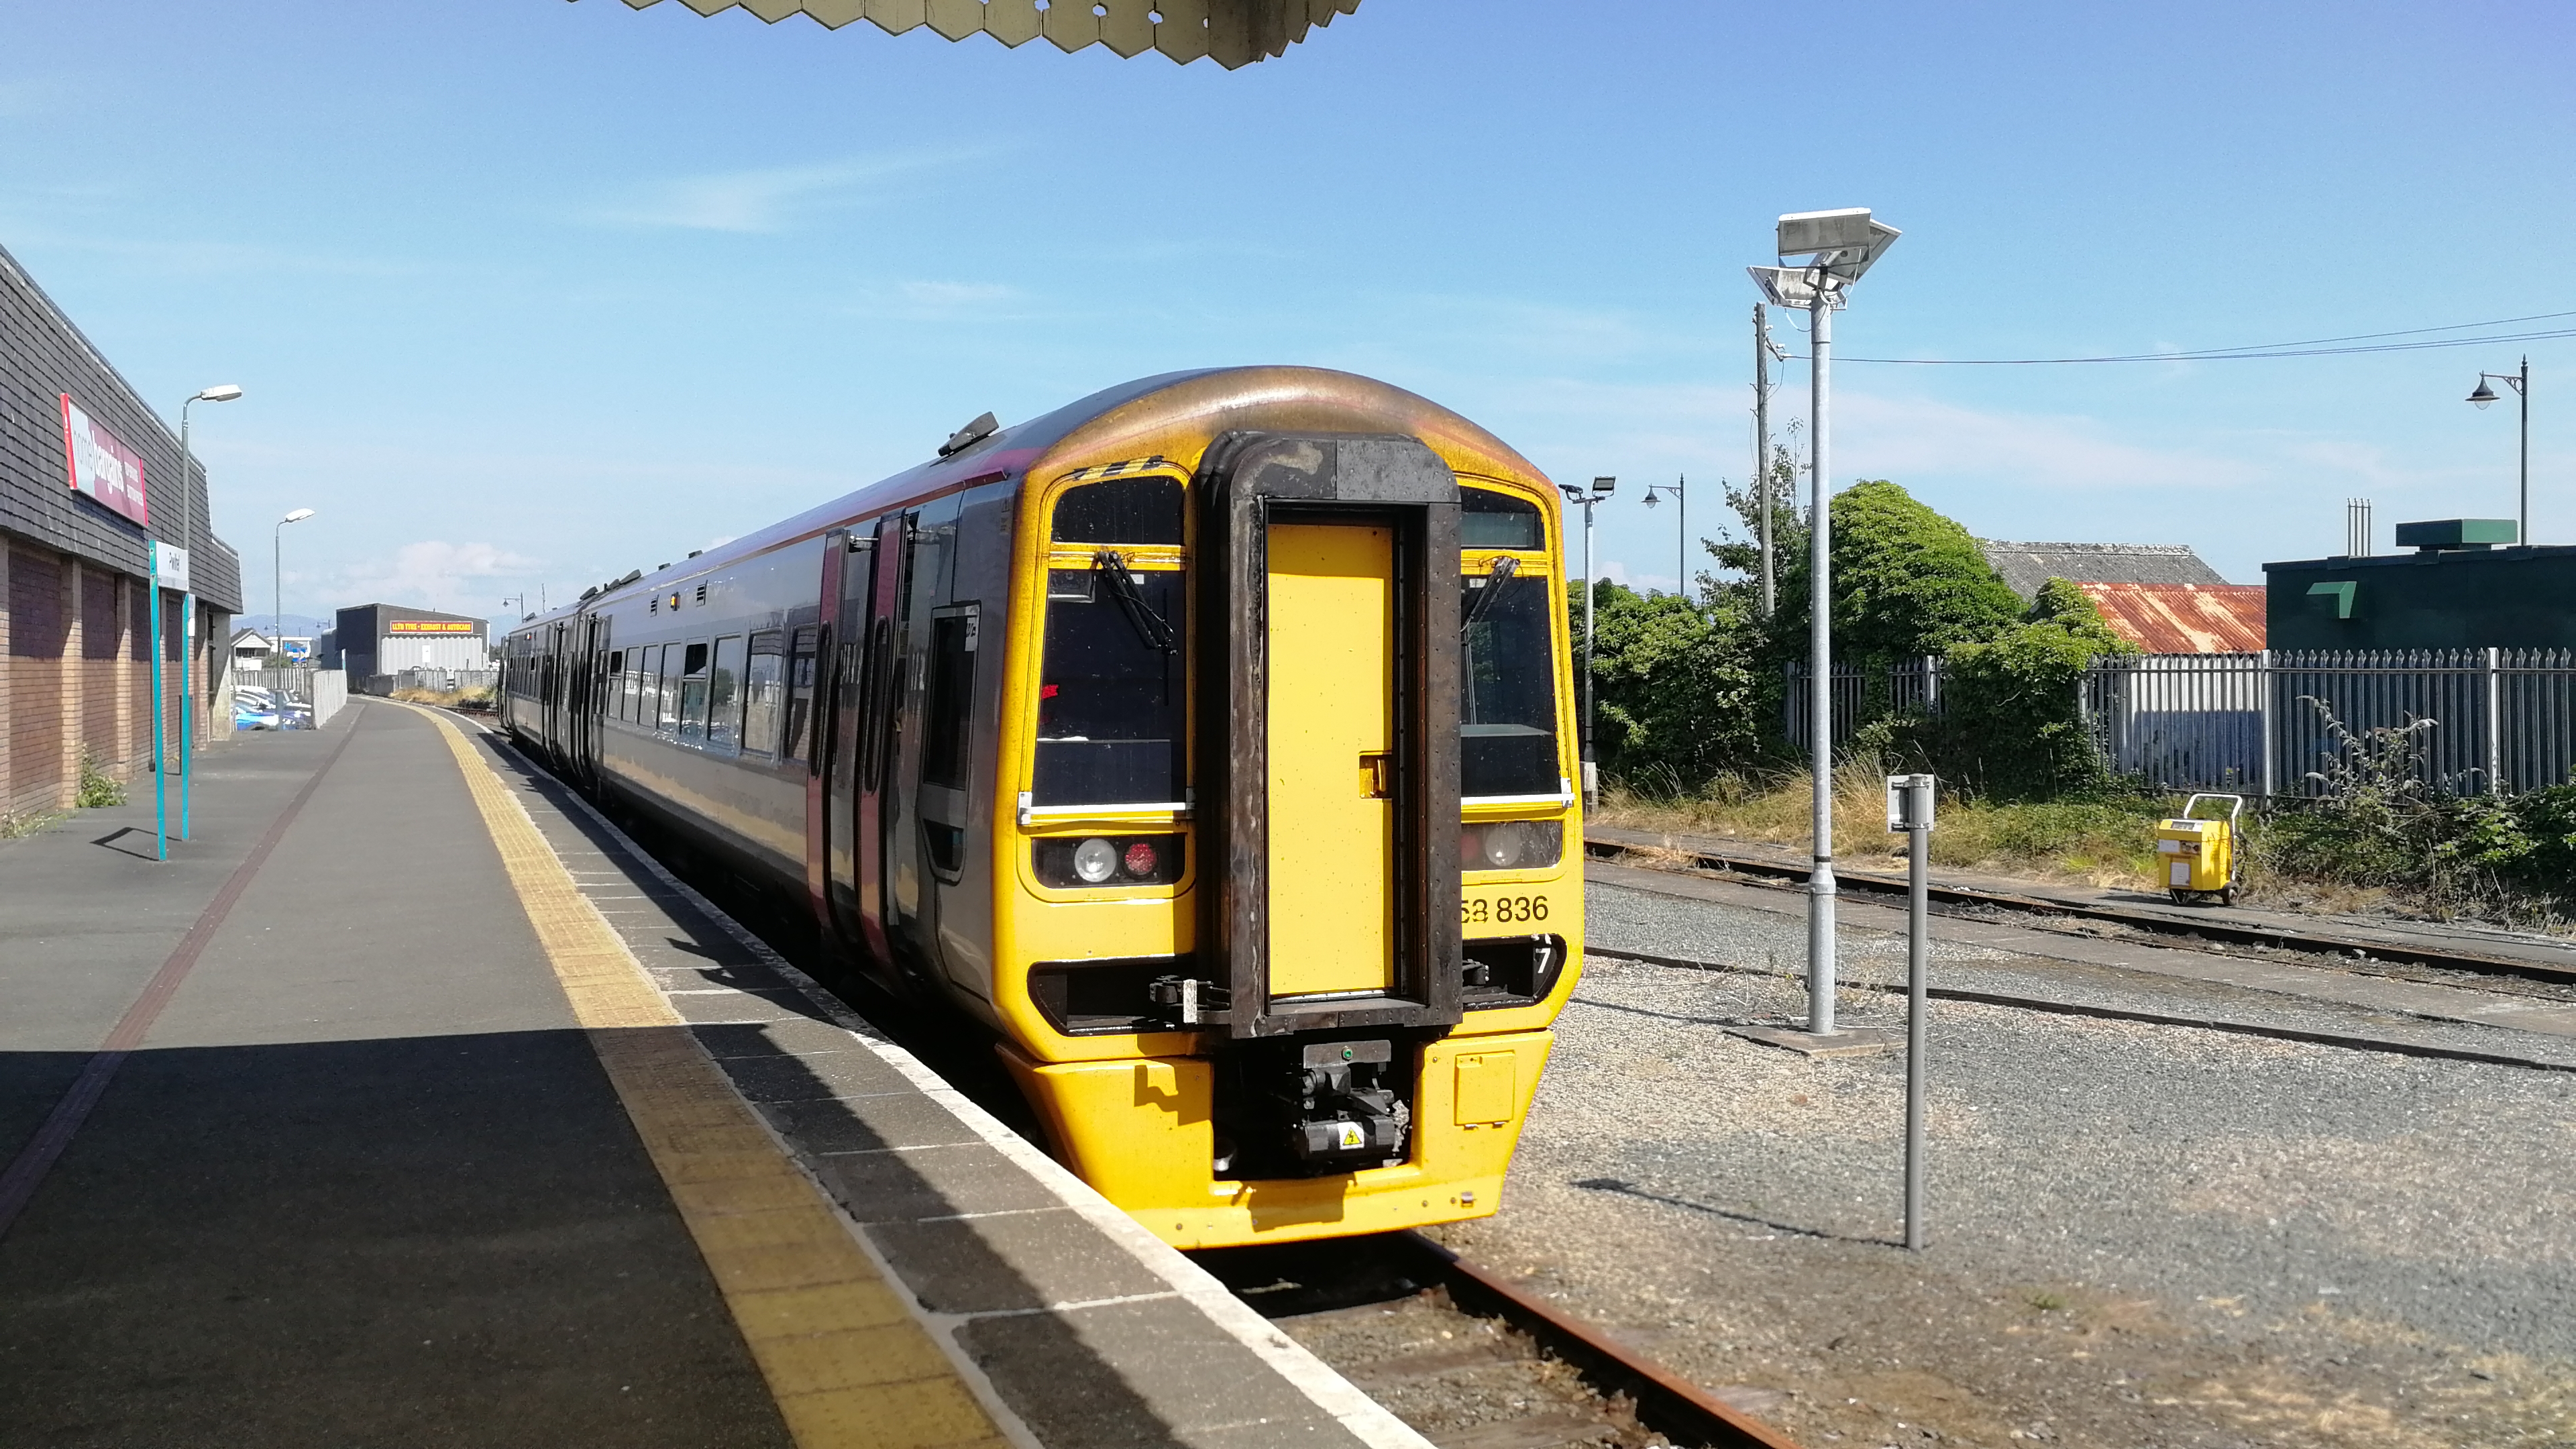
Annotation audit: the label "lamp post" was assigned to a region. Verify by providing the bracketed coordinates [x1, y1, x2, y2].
[2467, 358, 2531, 544]
[1750, 208, 1900, 1038]
[1642, 476, 1687, 597]
[174, 383, 242, 841]
[275, 509, 315, 718]
[1558, 475, 1615, 808]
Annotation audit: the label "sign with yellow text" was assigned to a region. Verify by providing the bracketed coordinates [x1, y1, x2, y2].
[388, 619, 477, 635]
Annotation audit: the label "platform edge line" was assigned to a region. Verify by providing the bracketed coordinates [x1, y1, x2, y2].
[405, 703, 1018, 1449]
[451, 713, 1439, 1449]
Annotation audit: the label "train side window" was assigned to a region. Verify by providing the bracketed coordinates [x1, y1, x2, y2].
[679, 642, 711, 739]
[923, 609, 977, 791]
[657, 645, 683, 734]
[742, 630, 785, 760]
[621, 649, 642, 722]
[631, 644, 654, 727]
[1034, 562, 1185, 806]
[784, 625, 818, 766]
[1053, 476, 1183, 545]
[708, 636, 744, 751]
[1461, 486, 1545, 551]
[922, 606, 978, 875]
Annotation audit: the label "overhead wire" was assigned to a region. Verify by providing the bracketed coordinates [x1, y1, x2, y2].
[1778, 307, 2576, 365]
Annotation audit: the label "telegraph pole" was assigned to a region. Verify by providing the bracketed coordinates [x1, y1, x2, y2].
[1754, 304, 1776, 618]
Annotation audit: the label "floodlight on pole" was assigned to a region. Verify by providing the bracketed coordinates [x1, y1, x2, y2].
[1752, 207, 1899, 1040]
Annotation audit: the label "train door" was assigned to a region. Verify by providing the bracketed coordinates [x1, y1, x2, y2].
[1197, 433, 1464, 1038]
[802, 531, 848, 934]
[851, 512, 910, 969]
[570, 612, 608, 784]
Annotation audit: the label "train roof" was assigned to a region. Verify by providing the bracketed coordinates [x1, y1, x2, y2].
[510, 366, 1551, 636]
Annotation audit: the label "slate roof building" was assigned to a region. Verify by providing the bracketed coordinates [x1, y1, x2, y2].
[1978, 540, 2229, 600]
[2, 242, 244, 818]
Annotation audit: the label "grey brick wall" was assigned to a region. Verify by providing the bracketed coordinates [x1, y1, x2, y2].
[0, 241, 243, 614]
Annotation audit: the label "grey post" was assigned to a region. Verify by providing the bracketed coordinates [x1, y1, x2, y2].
[1805, 278, 1837, 1034]
[2485, 645, 2504, 796]
[1896, 772, 1935, 1250]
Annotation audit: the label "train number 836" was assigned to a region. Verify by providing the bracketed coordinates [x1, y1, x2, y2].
[1462, 895, 1549, 925]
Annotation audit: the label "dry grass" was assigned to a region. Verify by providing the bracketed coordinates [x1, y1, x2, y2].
[1596, 759, 2173, 892]
[390, 686, 496, 711]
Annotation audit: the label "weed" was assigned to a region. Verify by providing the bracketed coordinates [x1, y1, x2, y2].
[2025, 1291, 2068, 1312]
[0, 808, 66, 840]
[76, 751, 126, 809]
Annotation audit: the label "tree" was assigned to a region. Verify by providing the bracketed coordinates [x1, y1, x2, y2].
[1773, 480, 2024, 664]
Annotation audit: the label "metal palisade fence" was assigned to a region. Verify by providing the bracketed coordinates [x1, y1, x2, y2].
[1786, 649, 2576, 797]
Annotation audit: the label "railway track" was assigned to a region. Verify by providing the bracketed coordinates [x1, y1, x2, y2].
[1585, 829, 2576, 989]
[1203, 1233, 1801, 1449]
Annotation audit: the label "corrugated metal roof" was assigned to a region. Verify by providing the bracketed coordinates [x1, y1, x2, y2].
[2078, 582, 2267, 653]
[1980, 540, 2226, 598]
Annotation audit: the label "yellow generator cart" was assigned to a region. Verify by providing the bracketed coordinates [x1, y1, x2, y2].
[2156, 793, 2243, 906]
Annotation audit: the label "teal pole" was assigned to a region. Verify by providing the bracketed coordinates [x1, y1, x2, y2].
[176, 407, 194, 842]
[149, 553, 168, 862]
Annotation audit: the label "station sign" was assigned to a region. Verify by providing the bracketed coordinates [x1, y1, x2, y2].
[62, 395, 150, 526]
[388, 619, 477, 635]
[150, 541, 191, 592]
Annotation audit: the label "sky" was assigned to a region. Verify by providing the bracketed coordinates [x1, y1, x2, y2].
[3, 0, 2570, 625]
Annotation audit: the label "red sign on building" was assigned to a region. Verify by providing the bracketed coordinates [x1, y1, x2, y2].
[60, 395, 150, 526]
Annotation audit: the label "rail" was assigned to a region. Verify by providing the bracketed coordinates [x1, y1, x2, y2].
[1584, 827, 2576, 987]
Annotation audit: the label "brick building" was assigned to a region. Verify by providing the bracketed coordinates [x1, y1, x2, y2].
[2, 241, 243, 822]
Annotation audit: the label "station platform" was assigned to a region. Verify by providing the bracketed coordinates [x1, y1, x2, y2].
[0, 701, 1425, 1449]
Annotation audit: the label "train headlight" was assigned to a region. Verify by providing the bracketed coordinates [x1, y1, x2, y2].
[1470, 822, 1525, 870]
[1073, 837, 1120, 884]
[1462, 819, 1563, 872]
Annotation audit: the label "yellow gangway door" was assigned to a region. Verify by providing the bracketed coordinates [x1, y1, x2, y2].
[2155, 792, 2242, 906]
[1265, 522, 1396, 997]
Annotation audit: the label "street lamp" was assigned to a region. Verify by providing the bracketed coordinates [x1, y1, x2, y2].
[2466, 358, 2530, 544]
[1642, 476, 1687, 597]
[174, 383, 242, 843]
[1749, 207, 1900, 1039]
[1559, 475, 1615, 808]
[276, 509, 315, 714]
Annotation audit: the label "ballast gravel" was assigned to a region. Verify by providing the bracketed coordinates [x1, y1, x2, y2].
[1426, 881, 2576, 1449]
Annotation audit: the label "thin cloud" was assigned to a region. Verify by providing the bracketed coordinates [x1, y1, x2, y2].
[582, 152, 971, 233]
[327, 541, 543, 618]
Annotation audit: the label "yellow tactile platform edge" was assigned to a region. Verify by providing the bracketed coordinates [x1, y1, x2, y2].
[409, 705, 1006, 1449]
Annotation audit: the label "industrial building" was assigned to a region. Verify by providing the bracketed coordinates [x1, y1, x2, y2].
[1, 242, 243, 821]
[327, 603, 490, 687]
[2265, 520, 2576, 651]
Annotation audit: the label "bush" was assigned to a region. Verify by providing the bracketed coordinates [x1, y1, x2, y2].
[1576, 582, 1762, 790]
[1772, 480, 2025, 663]
[1931, 580, 2137, 800]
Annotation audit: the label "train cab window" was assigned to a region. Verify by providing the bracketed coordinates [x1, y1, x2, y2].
[1461, 487, 1545, 550]
[783, 625, 818, 766]
[678, 642, 711, 739]
[1459, 565, 1561, 798]
[708, 636, 744, 751]
[741, 630, 785, 759]
[1053, 476, 1183, 545]
[1035, 559, 1185, 806]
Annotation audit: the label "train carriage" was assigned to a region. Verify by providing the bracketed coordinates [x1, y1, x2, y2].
[502, 366, 1584, 1248]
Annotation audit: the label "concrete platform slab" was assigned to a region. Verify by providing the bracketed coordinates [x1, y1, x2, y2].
[0, 700, 1432, 1449]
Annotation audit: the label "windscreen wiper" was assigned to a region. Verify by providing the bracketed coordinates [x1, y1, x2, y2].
[1460, 555, 1520, 633]
[1093, 551, 1177, 653]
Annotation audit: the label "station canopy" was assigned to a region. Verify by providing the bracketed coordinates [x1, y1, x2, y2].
[589, 0, 1361, 67]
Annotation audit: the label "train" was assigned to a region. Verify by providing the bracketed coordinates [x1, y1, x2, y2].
[500, 366, 1585, 1248]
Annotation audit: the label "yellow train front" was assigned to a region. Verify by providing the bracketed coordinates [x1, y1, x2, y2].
[500, 368, 1584, 1249]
